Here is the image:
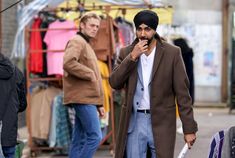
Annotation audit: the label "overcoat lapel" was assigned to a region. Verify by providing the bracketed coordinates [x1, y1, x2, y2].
[150, 41, 164, 83]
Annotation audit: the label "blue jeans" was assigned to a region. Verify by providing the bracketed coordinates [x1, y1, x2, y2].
[69, 104, 102, 158]
[2, 146, 15, 158]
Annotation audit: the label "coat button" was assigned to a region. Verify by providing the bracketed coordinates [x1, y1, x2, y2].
[141, 88, 144, 91]
[136, 102, 139, 105]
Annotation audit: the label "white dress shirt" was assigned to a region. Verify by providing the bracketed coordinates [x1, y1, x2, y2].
[139, 47, 156, 110]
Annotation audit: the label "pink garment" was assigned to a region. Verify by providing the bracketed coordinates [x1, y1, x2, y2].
[44, 20, 77, 75]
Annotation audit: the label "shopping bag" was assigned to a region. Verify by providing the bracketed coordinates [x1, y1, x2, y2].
[177, 143, 189, 158]
[14, 140, 25, 158]
[0, 121, 5, 158]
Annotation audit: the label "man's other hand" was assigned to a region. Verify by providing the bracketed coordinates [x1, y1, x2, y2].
[184, 133, 196, 149]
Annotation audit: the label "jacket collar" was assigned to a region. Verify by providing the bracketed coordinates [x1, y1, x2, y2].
[77, 32, 90, 43]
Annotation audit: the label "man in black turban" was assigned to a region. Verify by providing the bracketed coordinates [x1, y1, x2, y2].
[109, 10, 197, 158]
[132, 10, 159, 48]
[134, 10, 159, 31]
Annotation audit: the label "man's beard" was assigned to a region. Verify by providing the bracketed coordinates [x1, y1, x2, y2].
[139, 36, 154, 46]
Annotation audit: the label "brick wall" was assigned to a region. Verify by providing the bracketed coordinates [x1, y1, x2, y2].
[1, 0, 34, 58]
[1, 0, 17, 57]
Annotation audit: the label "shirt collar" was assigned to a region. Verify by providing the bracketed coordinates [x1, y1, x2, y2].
[141, 47, 156, 60]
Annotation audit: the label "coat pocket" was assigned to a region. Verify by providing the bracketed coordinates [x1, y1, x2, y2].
[87, 79, 100, 97]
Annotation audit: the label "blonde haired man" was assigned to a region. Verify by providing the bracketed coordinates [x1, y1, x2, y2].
[63, 12, 104, 158]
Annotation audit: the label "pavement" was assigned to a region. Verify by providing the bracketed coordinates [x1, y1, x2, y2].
[18, 107, 235, 158]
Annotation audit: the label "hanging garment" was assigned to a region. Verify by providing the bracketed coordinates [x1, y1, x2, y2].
[90, 16, 118, 60]
[97, 61, 111, 136]
[49, 94, 71, 151]
[68, 107, 75, 127]
[29, 18, 43, 73]
[39, 12, 57, 77]
[97, 60, 111, 113]
[55, 95, 71, 149]
[44, 20, 77, 75]
[115, 17, 134, 47]
[30, 86, 62, 139]
[39, 19, 50, 77]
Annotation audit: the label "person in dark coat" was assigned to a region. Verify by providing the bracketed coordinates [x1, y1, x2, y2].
[0, 53, 27, 158]
[173, 38, 195, 104]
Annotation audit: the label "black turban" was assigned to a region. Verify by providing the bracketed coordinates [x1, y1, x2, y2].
[133, 10, 159, 30]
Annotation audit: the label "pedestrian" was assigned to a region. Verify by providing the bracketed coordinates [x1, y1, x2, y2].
[109, 10, 198, 158]
[173, 38, 195, 104]
[0, 53, 27, 158]
[63, 12, 105, 158]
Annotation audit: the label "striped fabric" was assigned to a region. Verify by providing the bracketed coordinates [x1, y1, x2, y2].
[208, 130, 225, 158]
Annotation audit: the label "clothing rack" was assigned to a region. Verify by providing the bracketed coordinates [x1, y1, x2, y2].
[28, 28, 78, 31]
[25, 10, 117, 156]
[41, 2, 173, 19]
[25, 24, 62, 155]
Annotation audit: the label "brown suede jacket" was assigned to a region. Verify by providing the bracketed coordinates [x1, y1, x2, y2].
[63, 34, 103, 106]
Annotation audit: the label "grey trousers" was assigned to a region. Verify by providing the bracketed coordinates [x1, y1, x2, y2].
[126, 112, 156, 158]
